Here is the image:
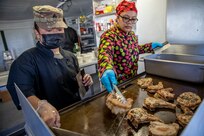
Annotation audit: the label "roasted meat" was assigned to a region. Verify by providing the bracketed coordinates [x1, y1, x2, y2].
[179, 105, 193, 115]
[177, 92, 201, 110]
[106, 93, 133, 115]
[147, 82, 164, 93]
[127, 108, 162, 129]
[176, 114, 192, 127]
[143, 97, 176, 111]
[154, 88, 175, 101]
[149, 121, 179, 136]
[137, 77, 153, 89]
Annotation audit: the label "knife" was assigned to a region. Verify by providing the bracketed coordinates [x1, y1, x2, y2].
[113, 84, 127, 103]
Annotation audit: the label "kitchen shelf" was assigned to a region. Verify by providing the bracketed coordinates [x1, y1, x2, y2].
[81, 34, 94, 38]
[79, 14, 96, 53]
[83, 44, 96, 47]
[94, 12, 116, 18]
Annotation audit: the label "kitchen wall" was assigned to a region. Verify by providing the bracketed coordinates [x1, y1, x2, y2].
[0, 20, 35, 71]
[167, 0, 204, 45]
[136, 0, 167, 44]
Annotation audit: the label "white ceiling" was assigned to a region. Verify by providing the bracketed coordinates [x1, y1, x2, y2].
[0, 0, 93, 20]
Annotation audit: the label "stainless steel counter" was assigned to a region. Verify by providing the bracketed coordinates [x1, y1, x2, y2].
[144, 54, 204, 83]
[0, 59, 98, 88]
[162, 44, 204, 56]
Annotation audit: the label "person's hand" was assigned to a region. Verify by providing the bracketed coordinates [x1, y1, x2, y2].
[82, 74, 93, 87]
[151, 42, 163, 49]
[101, 70, 118, 93]
[36, 100, 61, 128]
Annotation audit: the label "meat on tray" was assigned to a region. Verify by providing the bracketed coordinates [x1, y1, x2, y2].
[126, 108, 162, 129]
[143, 97, 176, 111]
[177, 92, 201, 110]
[106, 93, 133, 115]
[148, 121, 180, 136]
[137, 77, 153, 89]
[179, 105, 194, 115]
[154, 88, 175, 101]
[147, 82, 164, 93]
[176, 114, 192, 127]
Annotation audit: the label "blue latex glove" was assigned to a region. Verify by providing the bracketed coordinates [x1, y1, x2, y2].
[101, 70, 118, 92]
[151, 42, 163, 49]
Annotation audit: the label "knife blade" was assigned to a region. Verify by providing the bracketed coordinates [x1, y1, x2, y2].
[113, 84, 127, 103]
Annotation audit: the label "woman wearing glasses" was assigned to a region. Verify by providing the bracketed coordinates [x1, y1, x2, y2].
[98, 0, 163, 92]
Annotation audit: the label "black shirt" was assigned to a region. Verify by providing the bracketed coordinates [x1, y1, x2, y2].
[7, 42, 81, 110]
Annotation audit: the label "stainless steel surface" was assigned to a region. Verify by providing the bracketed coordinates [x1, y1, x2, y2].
[167, 0, 204, 45]
[113, 84, 127, 103]
[15, 84, 55, 136]
[162, 44, 204, 56]
[144, 54, 204, 83]
[51, 127, 86, 136]
[59, 73, 204, 136]
[181, 100, 204, 136]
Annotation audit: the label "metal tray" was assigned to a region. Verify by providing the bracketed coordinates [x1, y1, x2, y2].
[144, 54, 204, 83]
[58, 73, 204, 136]
[161, 45, 204, 56]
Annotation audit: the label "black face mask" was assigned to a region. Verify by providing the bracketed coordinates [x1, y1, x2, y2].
[42, 33, 64, 49]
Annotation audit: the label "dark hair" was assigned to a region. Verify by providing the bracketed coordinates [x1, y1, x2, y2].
[34, 22, 39, 32]
[63, 18, 68, 25]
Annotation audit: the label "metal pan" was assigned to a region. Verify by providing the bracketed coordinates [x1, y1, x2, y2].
[144, 54, 204, 83]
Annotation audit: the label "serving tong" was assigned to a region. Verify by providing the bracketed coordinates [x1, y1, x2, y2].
[113, 84, 127, 103]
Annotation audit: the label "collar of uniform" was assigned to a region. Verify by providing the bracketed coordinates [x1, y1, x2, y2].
[114, 24, 134, 37]
[36, 42, 56, 57]
[36, 42, 67, 59]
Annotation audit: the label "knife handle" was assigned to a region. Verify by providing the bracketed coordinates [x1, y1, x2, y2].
[80, 69, 89, 91]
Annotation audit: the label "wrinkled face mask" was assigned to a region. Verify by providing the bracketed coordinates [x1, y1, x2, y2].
[42, 33, 64, 49]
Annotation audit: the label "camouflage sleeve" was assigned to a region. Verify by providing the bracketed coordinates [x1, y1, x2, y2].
[138, 43, 154, 54]
[98, 32, 115, 78]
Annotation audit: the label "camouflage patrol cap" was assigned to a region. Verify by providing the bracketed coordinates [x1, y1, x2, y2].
[33, 5, 67, 30]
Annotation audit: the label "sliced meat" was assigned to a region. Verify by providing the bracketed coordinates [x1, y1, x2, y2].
[149, 121, 179, 136]
[143, 97, 176, 111]
[127, 108, 162, 129]
[137, 77, 153, 89]
[147, 82, 164, 93]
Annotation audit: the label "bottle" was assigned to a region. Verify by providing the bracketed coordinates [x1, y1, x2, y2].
[75, 43, 81, 56]
[2, 51, 13, 71]
[107, 23, 111, 29]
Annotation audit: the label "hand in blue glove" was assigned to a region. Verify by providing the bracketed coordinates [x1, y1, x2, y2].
[101, 70, 118, 93]
[151, 42, 163, 49]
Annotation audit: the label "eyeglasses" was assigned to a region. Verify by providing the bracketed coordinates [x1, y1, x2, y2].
[119, 15, 138, 23]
